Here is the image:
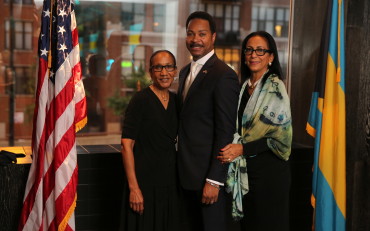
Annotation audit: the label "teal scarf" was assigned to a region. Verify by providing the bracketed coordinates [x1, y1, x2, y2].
[226, 73, 293, 220]
[226, 155, 248, 220]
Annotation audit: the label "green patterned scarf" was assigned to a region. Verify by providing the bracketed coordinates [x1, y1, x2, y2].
[226, 155, 248, 220]
[226, 73, 293, 220]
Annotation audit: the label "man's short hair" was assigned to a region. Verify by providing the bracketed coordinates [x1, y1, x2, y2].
[186, 11, 216, 34]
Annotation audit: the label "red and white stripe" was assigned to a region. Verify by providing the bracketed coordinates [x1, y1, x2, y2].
[19, 5, 86, 231]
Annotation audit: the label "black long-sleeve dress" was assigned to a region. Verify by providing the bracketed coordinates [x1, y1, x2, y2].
[119, 87, 179, 231]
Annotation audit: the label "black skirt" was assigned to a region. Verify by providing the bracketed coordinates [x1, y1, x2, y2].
[240, 150, 291, 231]
[119, 183, 181, 231]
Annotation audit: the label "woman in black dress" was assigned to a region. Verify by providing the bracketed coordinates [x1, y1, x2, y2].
[120, 50, 179, 231]
[218, 31, 292, 230]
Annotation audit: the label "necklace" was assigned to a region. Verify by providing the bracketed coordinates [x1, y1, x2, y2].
[151, 85, 168, 101]
[161, 95, 168, 101]
[248, 70, 269, 89]
[248, 83, 256, 89]
[247, 78, 261, 89]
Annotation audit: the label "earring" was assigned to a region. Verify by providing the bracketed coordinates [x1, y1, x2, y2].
[268, 62, 272, 66]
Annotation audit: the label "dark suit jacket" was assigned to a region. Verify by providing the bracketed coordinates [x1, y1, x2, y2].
[177, 54, 240, 190]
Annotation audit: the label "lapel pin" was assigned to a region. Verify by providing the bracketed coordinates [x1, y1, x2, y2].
[203, 70, 208, 74]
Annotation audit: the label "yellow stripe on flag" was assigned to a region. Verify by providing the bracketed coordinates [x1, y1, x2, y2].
[319, 54, 346, 217]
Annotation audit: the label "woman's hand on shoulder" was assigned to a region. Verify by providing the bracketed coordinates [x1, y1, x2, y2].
[217, 144, 243, 164]
[129, 187, 144, 215]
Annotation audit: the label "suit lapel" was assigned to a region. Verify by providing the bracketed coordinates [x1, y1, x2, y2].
[183, 54, 217, 104]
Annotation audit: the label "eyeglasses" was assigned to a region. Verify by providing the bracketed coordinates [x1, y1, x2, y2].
[151, 64, 176, 72]
[244, 48, 272, 56]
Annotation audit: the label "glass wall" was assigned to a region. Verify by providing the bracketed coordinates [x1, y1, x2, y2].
[0, 0, 291, 147]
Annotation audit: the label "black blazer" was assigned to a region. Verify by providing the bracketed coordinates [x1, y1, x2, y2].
[177, 54, 240, 190]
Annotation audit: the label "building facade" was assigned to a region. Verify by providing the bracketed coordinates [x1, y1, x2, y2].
[0, 0, 290, 146]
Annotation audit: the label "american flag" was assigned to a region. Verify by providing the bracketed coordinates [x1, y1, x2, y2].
[18, 0, 87, 230]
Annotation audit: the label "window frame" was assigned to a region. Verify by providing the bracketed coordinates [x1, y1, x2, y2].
[251, 5, 290, 38]
[4, 0, 33, 5]
[5, 19, 33, 50]
[14, 66, 34, 95]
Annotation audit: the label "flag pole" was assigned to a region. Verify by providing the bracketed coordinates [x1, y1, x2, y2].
[48, 0, 54, 74]
[8, 0, 15, 146]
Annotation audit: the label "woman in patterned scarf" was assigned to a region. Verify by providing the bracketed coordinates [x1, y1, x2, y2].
[217, 31, 292, 231]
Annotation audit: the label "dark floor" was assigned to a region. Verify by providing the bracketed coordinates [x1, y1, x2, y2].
[0, 144, 313, 231]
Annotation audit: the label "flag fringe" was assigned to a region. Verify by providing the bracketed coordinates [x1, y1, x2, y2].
[75, 116, 87, 132]
[311, 194, 316, 208]
[306, 123, 316, 138]
[58, 194, 77, 231]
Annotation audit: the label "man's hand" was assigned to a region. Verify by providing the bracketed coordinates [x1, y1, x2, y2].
[202, 182, 219, 204]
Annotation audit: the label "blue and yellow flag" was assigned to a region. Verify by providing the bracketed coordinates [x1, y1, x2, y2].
[306, 0, 346, 230]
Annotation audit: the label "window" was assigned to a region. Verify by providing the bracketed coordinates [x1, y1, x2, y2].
[0, 0, 291, 146]
[121, 3, 145, 30]
[189, 3, 241, 68]
[4, 0, 33, 5]
[153, 4, 165, 32]
[252, 6, 290, 38]
[191, 3, 241, 34]
[5, 20, 33, 50]
[14, 66, 34, 95]
[215, 48, 240, 74]
[224, 5, 240, 32]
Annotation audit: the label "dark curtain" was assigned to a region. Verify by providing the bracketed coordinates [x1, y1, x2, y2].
[345, 0, 370, 230]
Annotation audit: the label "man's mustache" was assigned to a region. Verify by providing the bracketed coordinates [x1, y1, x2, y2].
[190, 43, 203, 48]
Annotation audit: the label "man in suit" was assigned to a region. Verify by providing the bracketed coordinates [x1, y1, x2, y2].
[177, 11, 240, 231]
